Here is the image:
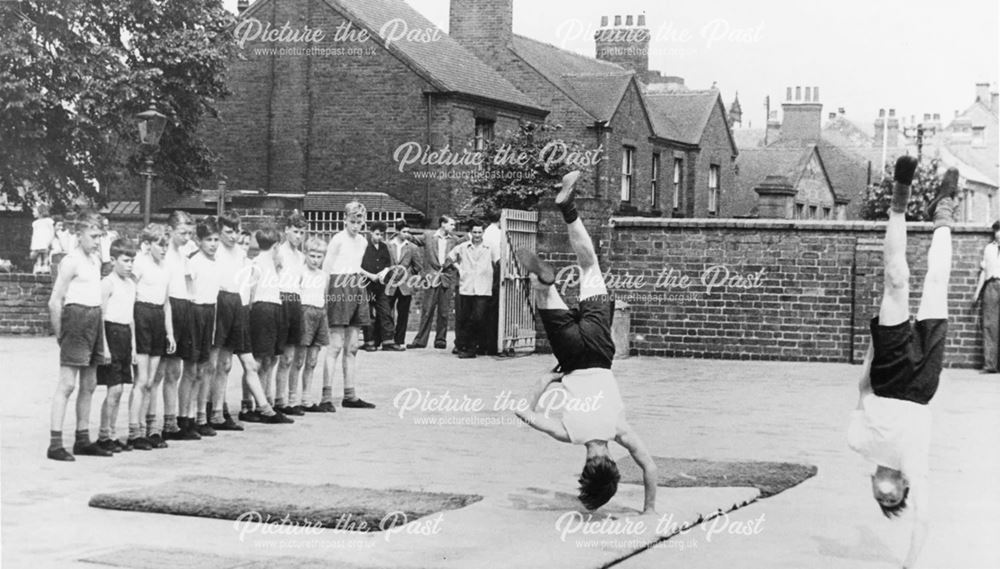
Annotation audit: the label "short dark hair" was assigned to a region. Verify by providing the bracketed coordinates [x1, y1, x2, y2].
[578, 456, 620, 510]
[281, 210, 308, 230]
[218, 210, 241, 231]
[992, 221, 999, 233]
[370, 221, 387, 233]
[439, 215, 454, 227]
[110, 237, 137, 259]
[467, 218, 484, 231]
[196, 216, 220, 240]
[395, 219, 409, 231]
[255, 227, 280, 251]
[877, 487, 909, 519]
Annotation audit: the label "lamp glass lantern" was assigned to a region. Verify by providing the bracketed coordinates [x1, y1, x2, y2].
[136, 105, 167, 147]
[135, 104, 167, 225]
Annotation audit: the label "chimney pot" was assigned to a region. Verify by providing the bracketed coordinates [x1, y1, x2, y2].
[813, 86, 819, 101]
[889, 109, 895, 117]
[601, 15, 608, 27]
[933, 113, 940, 120]
[804, 87, 811, 102]
[795, 86, 801, 101]
[838, 107, 845, 115]
[637, 14, 646, 26]
[786, 87, 792, 101]
[625, 15, 633, 26]
[828, 112, 836, 119]
[879, 108, 885, 118]
[237, 0, 249, 14]
[614, 15, 622, 26]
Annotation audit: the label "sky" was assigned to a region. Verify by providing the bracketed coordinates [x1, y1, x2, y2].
[224, 0, 999, 134]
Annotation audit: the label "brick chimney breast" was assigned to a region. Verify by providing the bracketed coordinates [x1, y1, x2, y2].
[779, 85, 823, 142]
[449, 0, 513, 64]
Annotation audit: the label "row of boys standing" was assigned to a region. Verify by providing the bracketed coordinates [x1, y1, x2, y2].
[46, 206, 386, 461]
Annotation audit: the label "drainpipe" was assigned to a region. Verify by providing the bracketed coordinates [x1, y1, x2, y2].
[425, 93, 433, 219]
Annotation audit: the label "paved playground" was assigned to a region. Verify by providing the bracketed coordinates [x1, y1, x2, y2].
[1, 335, 998, 569]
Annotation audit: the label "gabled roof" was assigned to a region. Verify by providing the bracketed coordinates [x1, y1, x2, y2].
[243, 0, 542, 113]
[509, 35, 634, 122]
[732, 145, 837, 216]
[560, 73, 634, 122]
[644, 90, 724, 145]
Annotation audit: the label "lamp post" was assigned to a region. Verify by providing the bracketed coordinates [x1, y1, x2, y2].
[135, 104, 167, 225]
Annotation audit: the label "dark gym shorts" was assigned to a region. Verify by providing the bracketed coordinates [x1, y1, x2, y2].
[250, 301, 285, 360]
[134, 301, 167, 356]
[59, 304, 106, 367]
[300, 305, 330, 347]
[327, 275, 370, 327]
[281, 292, 303, 346]
[97, 322, 134, 386]
[169, 297, 195, 361]
[540, 297, 616, 375]
[215, 291, 249, 354]
[869, 316, 947, 405]
[189, 303, 216, 364]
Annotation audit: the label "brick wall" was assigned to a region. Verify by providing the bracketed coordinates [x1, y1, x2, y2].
[693, 101, 738, 218]
[0, 273, 53, 335]
[596, 218, 990, 367]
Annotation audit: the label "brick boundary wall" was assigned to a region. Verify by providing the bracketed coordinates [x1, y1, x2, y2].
[0, 273, 54, 335]
[583, 218, 992, 368]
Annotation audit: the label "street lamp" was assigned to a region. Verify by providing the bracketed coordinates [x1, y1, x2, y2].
[135, 104, 167, 225]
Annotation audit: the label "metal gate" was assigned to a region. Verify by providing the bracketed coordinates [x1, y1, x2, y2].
[498, 209, 539, 354]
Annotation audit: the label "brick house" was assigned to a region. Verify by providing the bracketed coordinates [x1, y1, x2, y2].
[203, 0, 547, 223]
[450, 4, 737, 219]
[732, 145, 843, 220]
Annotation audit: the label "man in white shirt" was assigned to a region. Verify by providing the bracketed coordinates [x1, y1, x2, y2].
[848, 157, 959, 569]
[973, 220, 1000, 373]
[448, 220, 499, 358]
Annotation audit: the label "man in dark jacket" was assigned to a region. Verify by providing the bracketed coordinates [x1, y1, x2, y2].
[361, 222, 396, 351]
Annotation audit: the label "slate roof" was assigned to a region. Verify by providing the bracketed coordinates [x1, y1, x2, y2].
[644, 90, 723, 145]
[560, 73, 635, 122]
[509, 35, 634, 122]
[732, 128, 766, 149]
[244, 0, 542, 113]
[732, 145, 837, 217]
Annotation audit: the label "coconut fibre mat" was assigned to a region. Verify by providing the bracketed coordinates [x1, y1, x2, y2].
[617, 457, 817, 498]
[89, 475, 482, 530]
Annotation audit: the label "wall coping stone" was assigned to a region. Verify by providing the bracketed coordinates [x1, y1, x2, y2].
[610, 217, 994, 234]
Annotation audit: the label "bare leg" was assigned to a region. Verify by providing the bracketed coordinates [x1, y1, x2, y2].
[276, 345, 297, 407]
[879, 209, 911, 327]
[237, 353, 273, 413]
[342, 326, 360, 393]
[131, 355, 152, 436]
[50, 366, 77, 436]
[300, 347, 319, 406]
[287, 345, 305, 406]
[213, 348, 233, 418]
[916, 228, 953, 320]
[177, 360, 197, 419]
[566, 219, 607, 301]
[258, 356, 278, 405]
[146, 357, 163, 436]
[161, 357, 181, 428]
[75, 366, 98, 431]
[325, 328, 346, 402]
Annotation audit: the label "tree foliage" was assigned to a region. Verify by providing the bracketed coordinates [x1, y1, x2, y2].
[468, 122, 596, 220]
[0, 0, 237, 209]
[859, 157, 943, 221]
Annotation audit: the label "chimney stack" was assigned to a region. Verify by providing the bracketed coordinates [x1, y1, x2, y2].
[779, 84, 823, 142]
[993, 92, 999, 113]
[601, 15, 608, 27]
[237, 0, 249, 14]
[874, 108, 900, 148]
[595, 14, 651, 75]
[976, 82, 990, 104]
[450, 0, 513, 64]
